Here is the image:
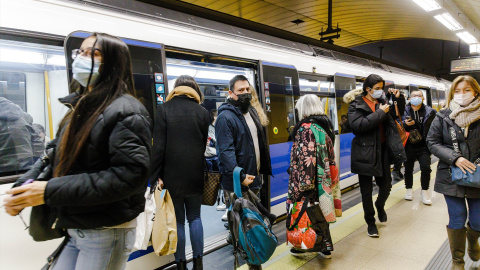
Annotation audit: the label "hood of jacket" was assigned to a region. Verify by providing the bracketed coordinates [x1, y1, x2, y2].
[343, 89, 364, 104]
[0, 97, 31, 122]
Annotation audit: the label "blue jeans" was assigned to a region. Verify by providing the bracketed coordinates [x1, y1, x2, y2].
[172, 194, 204, 262]
[52, 228, 135, 270]
[444, 195, 480, 231]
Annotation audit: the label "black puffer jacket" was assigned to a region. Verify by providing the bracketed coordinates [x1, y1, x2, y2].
[427, 109, 480, 198]
[344, 89, 406, 177]
[0, 97, 43, 174]
[150, 93, 210, 199]
[16, 93, 152, 229]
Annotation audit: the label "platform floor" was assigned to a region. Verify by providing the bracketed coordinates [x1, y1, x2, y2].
[199, 161, 479, 270]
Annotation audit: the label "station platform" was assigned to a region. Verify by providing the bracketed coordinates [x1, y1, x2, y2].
[201, 162, 480, 270]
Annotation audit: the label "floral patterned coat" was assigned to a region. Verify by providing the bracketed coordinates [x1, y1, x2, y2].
[287, 122, 342, 223]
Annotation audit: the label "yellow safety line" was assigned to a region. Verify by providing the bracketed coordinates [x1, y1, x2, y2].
[237, 162, 438, 270]
[44, 71, 54, 139]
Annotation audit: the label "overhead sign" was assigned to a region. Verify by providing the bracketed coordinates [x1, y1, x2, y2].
[451, 57, 480, 73]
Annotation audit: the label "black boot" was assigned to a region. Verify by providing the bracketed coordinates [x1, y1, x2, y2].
[193, 256, 203, 270]
[176, 260, 187, 270]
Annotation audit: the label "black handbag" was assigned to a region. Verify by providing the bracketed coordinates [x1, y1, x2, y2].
[29, 148, 65, 242]
[408, 129, 423, 144]
[202, 169, 222, 206]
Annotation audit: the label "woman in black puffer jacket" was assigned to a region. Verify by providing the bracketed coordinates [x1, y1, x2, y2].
[4, 33, 151, 270]
[427, 75, 480, 270]
[345, 74, 406, 238]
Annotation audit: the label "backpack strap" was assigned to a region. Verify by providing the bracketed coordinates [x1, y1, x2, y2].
[233, 167, 244, 198]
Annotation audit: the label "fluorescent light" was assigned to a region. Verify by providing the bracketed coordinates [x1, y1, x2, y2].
[457, 31, 478, 44]
[412, 0, 441, 12]
[434, 13, 463, 31]
[0, 48, 66, 66]
[470, 43, 480, 54]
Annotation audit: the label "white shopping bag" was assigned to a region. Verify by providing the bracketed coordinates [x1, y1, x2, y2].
[134, 186, 156, 250]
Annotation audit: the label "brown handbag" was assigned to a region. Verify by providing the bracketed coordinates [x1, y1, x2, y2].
[394, 101, 408, 146]
[202, 166, 221, 206]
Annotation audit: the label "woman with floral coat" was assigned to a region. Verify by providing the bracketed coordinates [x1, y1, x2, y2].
[286, 94, 341, 259]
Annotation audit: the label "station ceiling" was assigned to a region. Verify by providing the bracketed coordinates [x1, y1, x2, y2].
[177, 0, 480, 48]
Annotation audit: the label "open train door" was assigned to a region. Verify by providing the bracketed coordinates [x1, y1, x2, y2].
[259, 61, 300, 216]
[64, 31, 168, 125]
[333, 73, 358, 189]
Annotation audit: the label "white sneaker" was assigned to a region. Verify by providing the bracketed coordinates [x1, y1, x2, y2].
[421, 190, 432, 205]
[405, 189, 413, 201]
[221, 209, 228, 221]
[216, 203, 226, 211]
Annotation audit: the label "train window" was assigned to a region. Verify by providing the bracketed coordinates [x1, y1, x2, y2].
[165, 59, 256, 113]
[299, 78, 331, 92]
[0, 40, 68, 176]
[431, 88, 439, 111]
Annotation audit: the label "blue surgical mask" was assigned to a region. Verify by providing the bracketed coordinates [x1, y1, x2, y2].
[410, 97, 423, 106]
[72, 56, 101, 87]
[371, 89, 384, 99]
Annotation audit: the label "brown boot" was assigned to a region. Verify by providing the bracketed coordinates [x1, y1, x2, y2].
[447, 226, 466, 270]
[467, 224, 480, 261]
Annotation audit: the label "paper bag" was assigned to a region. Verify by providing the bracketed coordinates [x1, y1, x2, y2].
[152, 187, 177, 256]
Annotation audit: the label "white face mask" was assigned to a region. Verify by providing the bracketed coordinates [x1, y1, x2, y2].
[454, 92, 476, 106]
[370, 89, 384, 99]
[72, 55, 101, 87]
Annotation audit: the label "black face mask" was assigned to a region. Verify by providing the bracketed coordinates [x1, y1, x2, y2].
[230, 93, 252, 113]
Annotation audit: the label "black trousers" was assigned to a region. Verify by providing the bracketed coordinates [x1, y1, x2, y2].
[404, 144, 431, 190]
[358, 143, 392, 225]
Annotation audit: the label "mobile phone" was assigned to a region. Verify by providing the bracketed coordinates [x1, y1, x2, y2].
[406, 116, 412, 121]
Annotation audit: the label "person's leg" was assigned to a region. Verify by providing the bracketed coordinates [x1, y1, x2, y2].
[466, 198, 480, 261]
[445, 195, 468, 269]
[171, 196, 187, 263]
[403, 146, 416, 190]
[52, 232, 79, 270]
[417, 149, 432, 191]
[185, 195, 204, 259]
[72, 228, 135, 270]
[358, 174, 375, 225]
[205, 158, 213, 171]
[375, 144, 392, 219]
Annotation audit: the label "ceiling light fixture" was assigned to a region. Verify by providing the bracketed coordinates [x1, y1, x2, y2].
[412, 0, 441, 12]
[457, 31, 478, 44]
[434, 13, 463, 31]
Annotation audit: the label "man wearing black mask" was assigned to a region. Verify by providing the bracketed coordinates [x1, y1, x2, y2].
[215, 75, 272, 270]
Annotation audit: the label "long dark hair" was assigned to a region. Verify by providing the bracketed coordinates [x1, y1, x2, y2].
[54, 33, 135, 177]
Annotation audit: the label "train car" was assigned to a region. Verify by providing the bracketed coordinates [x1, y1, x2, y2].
[0, 0, 449, 269]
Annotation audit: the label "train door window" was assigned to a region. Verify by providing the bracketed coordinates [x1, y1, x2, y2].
[165, 59, 256, 114]
[298, 73, 337, 131]
[334, 74, 356, 135]
[0, 40, 68, 176]
[438, 89, 446, 108]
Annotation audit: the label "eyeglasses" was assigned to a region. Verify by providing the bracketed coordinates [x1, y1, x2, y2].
[71, 47, 101, 60]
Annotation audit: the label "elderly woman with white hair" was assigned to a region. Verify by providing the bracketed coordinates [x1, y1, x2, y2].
[286, 94, 341, 258]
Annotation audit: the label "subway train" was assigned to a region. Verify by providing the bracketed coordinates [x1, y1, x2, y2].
[0, 0, 449, 269]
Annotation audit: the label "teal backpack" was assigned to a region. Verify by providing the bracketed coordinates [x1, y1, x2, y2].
[228, 167, 278, 268]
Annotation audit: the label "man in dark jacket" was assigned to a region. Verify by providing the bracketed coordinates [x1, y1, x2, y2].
[344, 74, 406, 237]
[402, 90, 436, 204]
[0, 97, 43, 175]
[216, 75, 272, 270]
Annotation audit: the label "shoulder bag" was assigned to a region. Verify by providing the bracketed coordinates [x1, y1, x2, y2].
[444, 116, 480, 188]
[394, 101, 408, 146]
[29, 148, 65, 242]
[408, 129, 422, 144]
[201, 160, 221, 206]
